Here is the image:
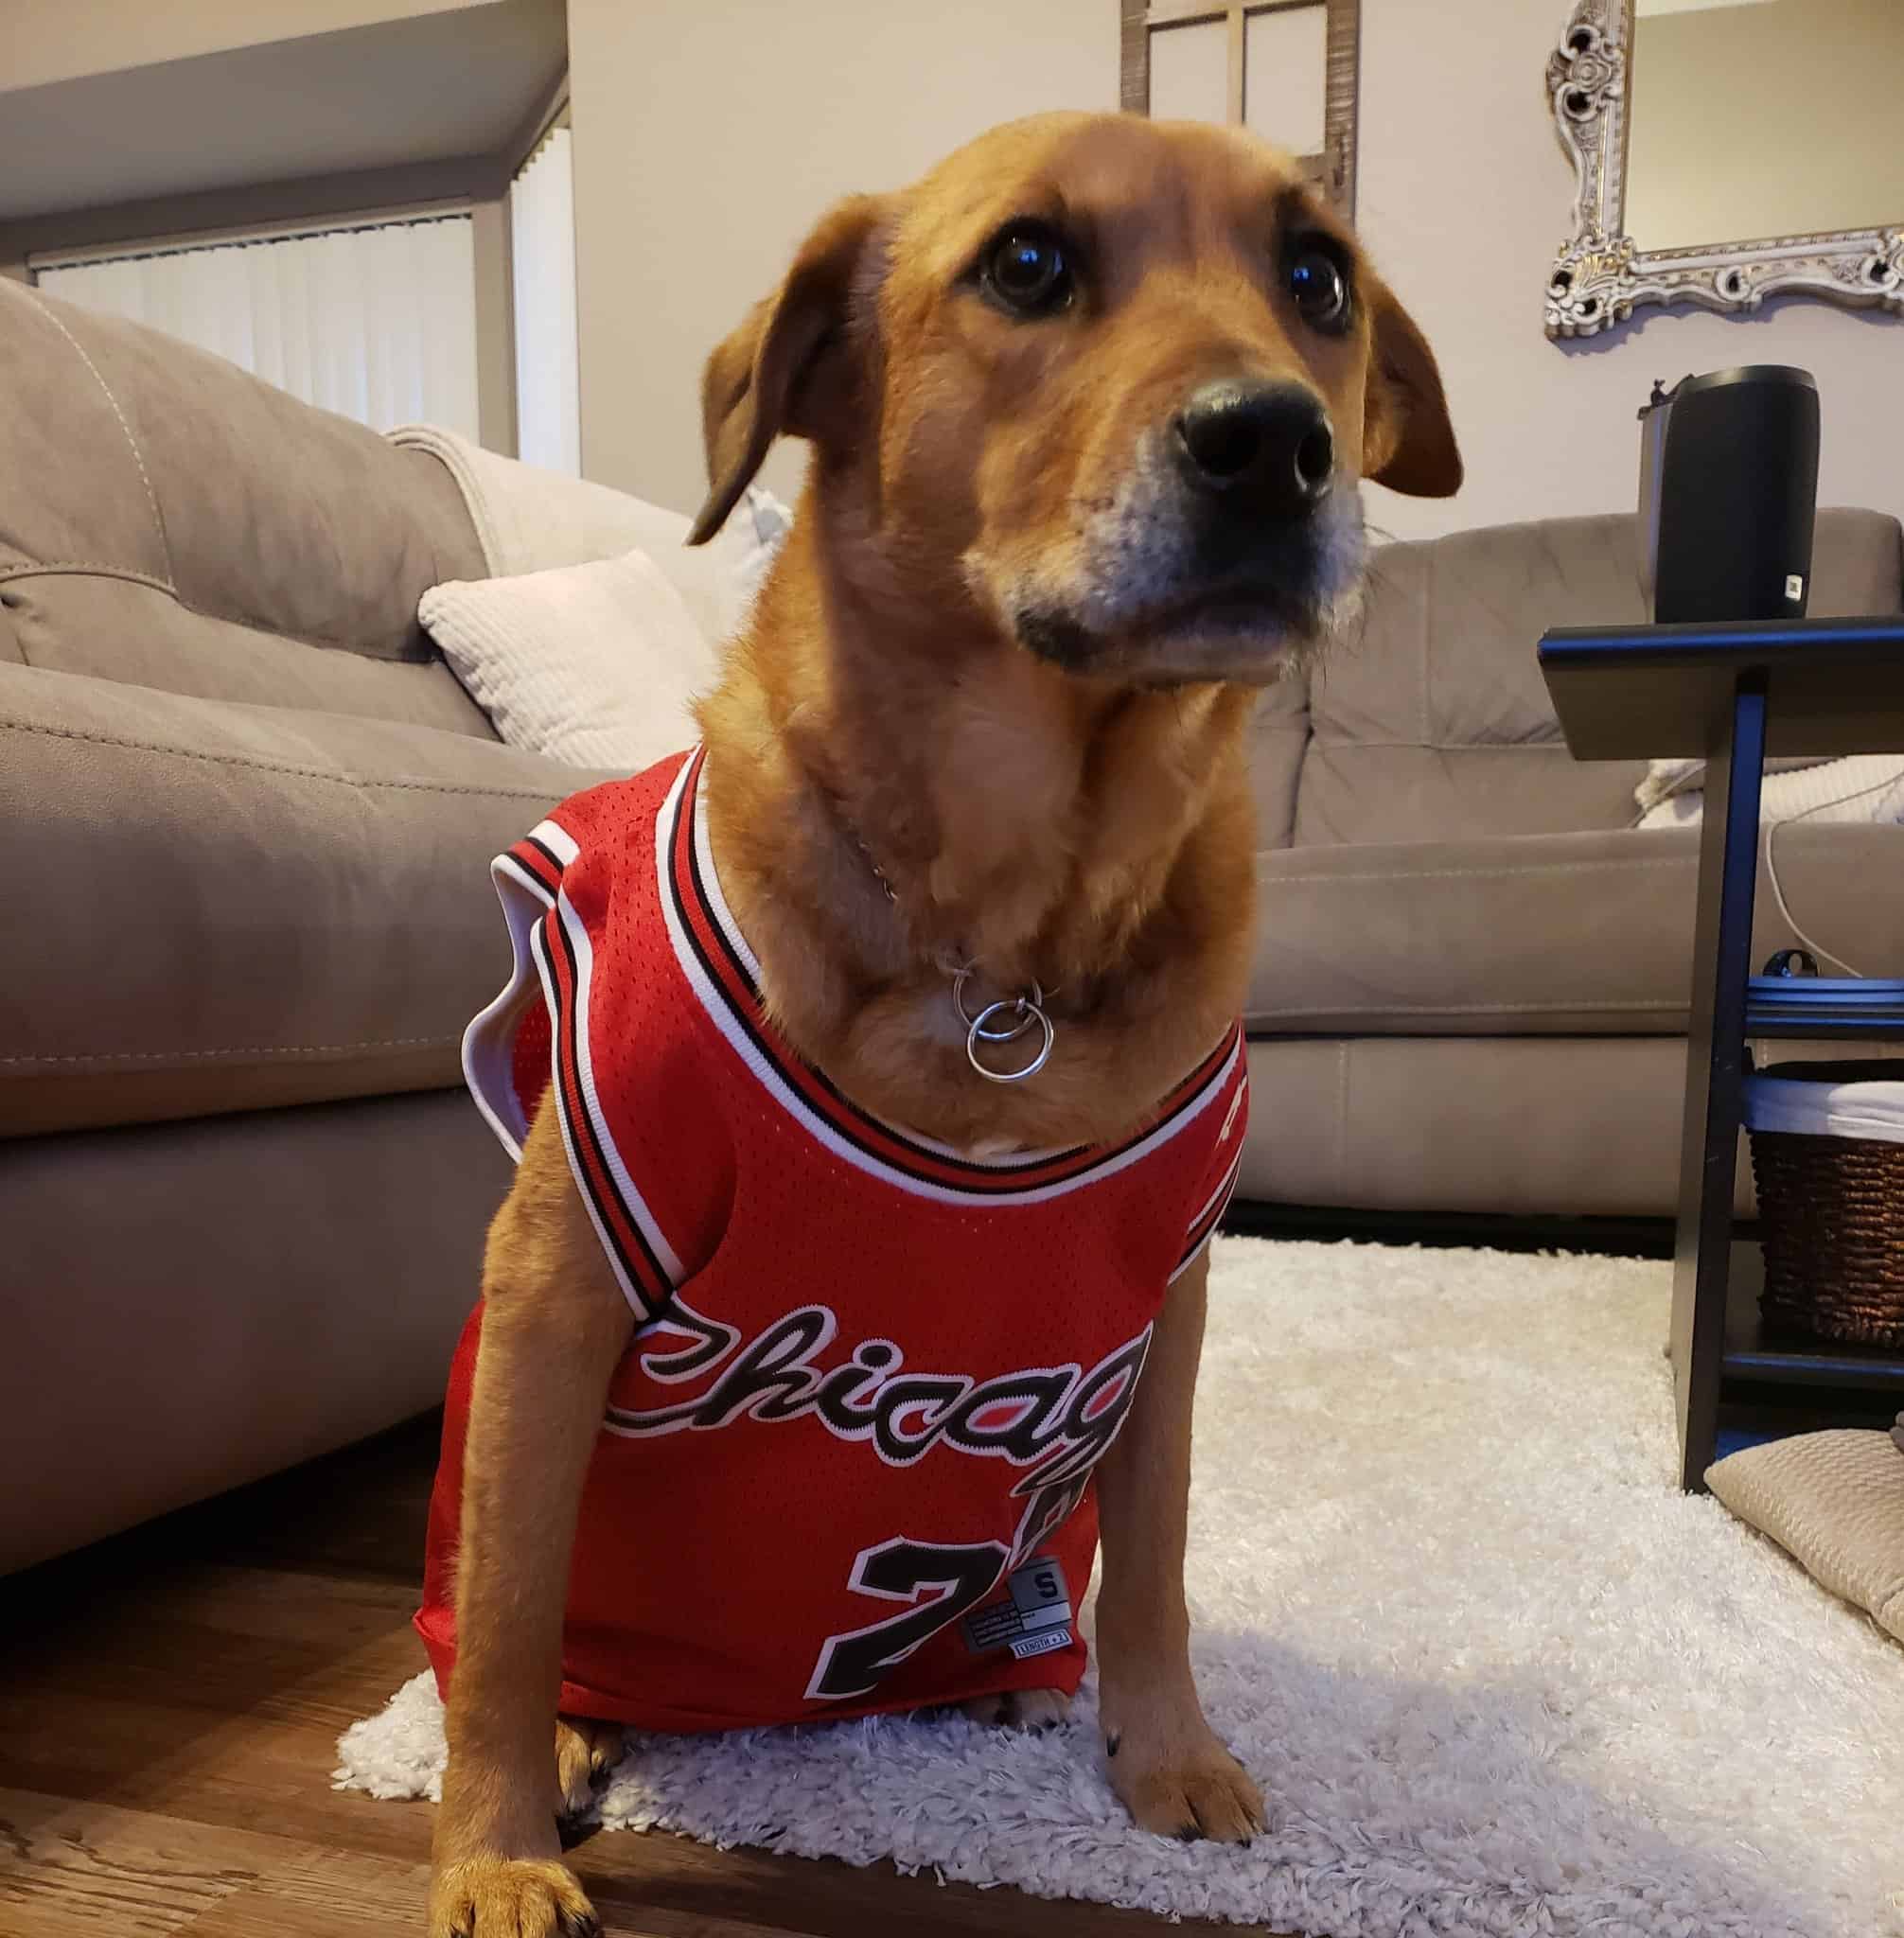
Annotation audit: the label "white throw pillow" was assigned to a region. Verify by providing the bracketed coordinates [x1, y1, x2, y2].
[420, 550, 718, 771]
[1634, 753, 1904, 831]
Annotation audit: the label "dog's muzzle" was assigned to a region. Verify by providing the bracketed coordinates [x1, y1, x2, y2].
[1007, 385, 1365, 682]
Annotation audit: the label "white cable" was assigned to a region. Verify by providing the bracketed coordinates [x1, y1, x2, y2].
[1761, 764, 1904, 979]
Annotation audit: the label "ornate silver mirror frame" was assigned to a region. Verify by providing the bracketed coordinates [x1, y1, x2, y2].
[1544, 0, 1904, 340]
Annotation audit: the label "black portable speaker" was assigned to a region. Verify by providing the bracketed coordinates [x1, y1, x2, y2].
[1637, 366, 1821, 625]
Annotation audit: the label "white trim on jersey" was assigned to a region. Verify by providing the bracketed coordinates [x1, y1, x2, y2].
[1185, 1144, 1244, 1238]
[548, 886, 689, 1292]
[689, 762, 762, 985]
[529, 819, 581, 867]
[689, 762, 1075, 1173]
[525, 917, 665, 1324]
[658, 755, 1247, 1208]
[462, 819, 581, 1160]
[462, 851, 556, 1161]
[1169, 1146, 1243, 1282]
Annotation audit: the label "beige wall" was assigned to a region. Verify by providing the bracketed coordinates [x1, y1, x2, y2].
[569, 0, 1904, 536]
[568, 0, 1118, 510]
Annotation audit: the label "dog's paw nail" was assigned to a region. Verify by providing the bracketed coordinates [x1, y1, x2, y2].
[1105, 1731, 1120, 1758]
[1175, 1822, 1200, 1842]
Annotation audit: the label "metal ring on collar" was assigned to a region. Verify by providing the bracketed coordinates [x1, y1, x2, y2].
[966, 998, 1055, 1083]
[953, 968, 1044, 1043]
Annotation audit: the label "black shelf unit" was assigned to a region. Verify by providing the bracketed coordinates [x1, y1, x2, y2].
[1540, 615, 1904, 1489]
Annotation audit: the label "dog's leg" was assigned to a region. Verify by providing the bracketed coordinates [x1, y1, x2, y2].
[1093, 1247, 1264, 1843]
[428, 1102, 635, 1938]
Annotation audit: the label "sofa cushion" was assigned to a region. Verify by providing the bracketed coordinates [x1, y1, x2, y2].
[0, 571, 496, 735]
[1247, 673, 1310, 850]
[0, 1090, 509, 1573]
[1296, 509, 1904, 847]
[0, 661, 612, 1137]
[391, 424, 784, 652]
[0, 281, 488, 684]
[1239, 1034, 1745, 1217]
[1248, 822, 1904, 1035]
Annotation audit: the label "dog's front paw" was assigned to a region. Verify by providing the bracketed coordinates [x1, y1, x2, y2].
[1103, 1703, 1263, 1844]
[555, 1713, 624, 1817]
[428, 1855, 599, 1938]
[958, 1686, 1073, 1730]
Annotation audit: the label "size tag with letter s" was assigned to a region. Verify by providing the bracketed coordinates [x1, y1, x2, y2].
[961, 1556, 1073, 1662]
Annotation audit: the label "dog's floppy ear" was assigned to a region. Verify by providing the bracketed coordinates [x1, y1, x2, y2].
[699, 295, 771, 505]
[1360, 273, 1462, 499]
[689, 195, 887, 545]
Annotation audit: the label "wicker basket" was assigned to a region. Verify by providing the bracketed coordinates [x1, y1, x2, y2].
[1745, 1060, 1904, 1348]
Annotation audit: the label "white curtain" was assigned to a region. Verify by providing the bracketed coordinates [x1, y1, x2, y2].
[510, 126, 581, 476]
[36, 215, 481, 440]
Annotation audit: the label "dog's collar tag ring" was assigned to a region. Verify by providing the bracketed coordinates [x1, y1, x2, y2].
[953, 969, 1056, 1084]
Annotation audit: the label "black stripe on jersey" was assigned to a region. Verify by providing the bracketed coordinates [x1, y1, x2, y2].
[521, 832, 568, 880]
[1173, 1161, 1241, 1277]
[535, 907, 672, 1319]
[662, 763, 1117, 1186]
[668, 755, 1244, 1198]
[678, 773, 762, 1004]
[666, 770, 1131, 1188]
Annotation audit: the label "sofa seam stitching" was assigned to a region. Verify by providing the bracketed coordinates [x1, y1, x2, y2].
[1305, 736, 1592, 753]
[1334, 1042, 1349, 1192]
[0, 562, 423, 659]
[1261, 858, 1692, 885]
[1249, 998, 1683, 1017]
[0, 715, 561, 799]
[23, 292, 178, 587]
[2, 1036, 460, 1066]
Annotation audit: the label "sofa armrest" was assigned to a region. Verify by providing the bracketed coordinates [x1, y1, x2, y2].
[0, 663, 618, 1136]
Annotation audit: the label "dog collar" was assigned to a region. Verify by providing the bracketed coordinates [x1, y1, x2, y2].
[845, 818, 1056, 1084]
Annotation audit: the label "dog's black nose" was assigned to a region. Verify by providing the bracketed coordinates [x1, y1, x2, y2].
[1172, 381, 1334, 519]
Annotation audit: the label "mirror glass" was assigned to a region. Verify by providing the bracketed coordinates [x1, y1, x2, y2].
[1625, 0, 1904, 251]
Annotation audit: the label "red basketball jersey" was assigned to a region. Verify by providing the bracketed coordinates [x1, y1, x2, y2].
[417, 749, 1246, 1733]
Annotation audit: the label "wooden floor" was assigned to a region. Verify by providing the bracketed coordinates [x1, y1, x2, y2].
[0, 1417, 1236, 1937]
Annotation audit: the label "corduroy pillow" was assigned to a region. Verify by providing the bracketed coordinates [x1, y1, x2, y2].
[420, 550, 716, 772]
[1706, 1428, 1904, 1644]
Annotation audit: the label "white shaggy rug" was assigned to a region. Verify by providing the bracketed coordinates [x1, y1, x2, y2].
[337, 1238, 1904, 1937]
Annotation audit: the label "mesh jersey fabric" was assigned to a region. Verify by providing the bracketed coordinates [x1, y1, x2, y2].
[416, 748, 1248, 1732]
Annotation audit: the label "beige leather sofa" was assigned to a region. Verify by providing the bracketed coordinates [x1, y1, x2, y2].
[5, 281, 1901, 1570]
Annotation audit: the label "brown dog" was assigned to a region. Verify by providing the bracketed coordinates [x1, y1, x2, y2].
[426, 111, 1457, 1937]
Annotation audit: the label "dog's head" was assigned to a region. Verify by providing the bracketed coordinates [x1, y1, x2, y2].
[691, 112, 1459, 685]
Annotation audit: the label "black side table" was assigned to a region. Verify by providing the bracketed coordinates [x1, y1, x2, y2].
[1540, 615, 1904, 1490]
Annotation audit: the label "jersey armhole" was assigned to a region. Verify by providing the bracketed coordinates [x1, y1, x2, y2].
[1169, 1047, 1247, 1283]
[462, 833, 573, 1161]
[465, 819, 708, 1326]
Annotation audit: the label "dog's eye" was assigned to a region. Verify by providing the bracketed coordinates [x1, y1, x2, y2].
[982, 225, 1073, 317]
[1287, 242, 1351, 333]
